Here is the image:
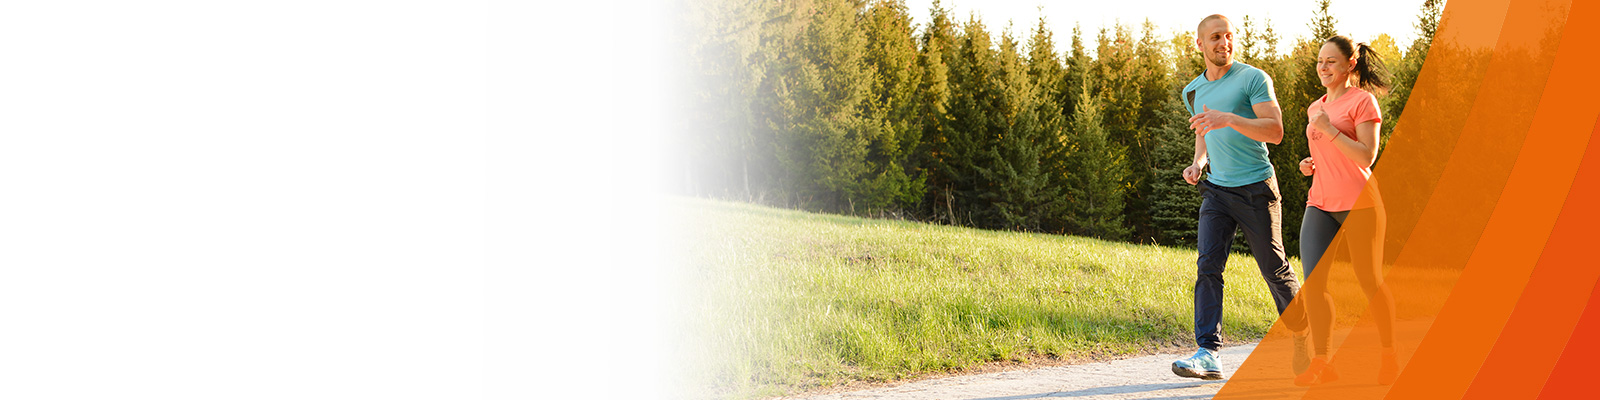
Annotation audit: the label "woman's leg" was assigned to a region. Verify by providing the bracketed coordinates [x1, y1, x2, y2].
[1299, 207, 1344, 357]
[1346, 208, 1395, 348]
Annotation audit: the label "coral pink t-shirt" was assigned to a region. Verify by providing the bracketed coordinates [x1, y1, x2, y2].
[1306, 87, 1382, 211]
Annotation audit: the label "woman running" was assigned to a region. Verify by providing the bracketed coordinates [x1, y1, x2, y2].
[1293, 35, 1398, 386]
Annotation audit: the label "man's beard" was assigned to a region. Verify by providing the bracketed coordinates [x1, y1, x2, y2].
[1207, 52, 1231, 67]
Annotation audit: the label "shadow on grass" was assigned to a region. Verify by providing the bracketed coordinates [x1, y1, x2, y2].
[965, 381, 1221, 399]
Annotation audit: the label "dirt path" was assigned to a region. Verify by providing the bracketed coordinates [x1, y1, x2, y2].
[779, 344, 1253, 400]
[779, 317, 1436, 400]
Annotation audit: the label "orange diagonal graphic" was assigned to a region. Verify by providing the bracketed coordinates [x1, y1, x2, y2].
[1457, 6, 1600, 399]
[1214, 0, 1596, 398]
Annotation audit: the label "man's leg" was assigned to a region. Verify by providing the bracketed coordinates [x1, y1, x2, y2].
[1175, 181, 1238, 380]
[1194, 181, 1238, 351]
[1230, 177, 1313, 376]
[1231, 176, 1308, 332]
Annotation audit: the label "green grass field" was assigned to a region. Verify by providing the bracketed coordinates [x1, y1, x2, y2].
[672, 197, 1309, 399]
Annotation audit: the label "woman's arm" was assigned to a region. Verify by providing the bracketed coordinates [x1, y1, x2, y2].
[1309, 104, 1380, 167]
[1326, 120, 1380, 167]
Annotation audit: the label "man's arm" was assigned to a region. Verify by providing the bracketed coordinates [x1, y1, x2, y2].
[1188, 101, 1285, 144]
[1183, 132, 1208, 185]
[1239, 100, 1285, 144]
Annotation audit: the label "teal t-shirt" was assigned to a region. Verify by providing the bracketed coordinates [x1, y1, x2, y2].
[1181, 62, 1277, 188]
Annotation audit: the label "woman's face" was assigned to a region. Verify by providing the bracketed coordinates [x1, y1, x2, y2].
[1316, 42, 1355, 89]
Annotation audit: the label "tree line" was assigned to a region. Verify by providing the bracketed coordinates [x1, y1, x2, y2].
[676, 0, 1444, 255]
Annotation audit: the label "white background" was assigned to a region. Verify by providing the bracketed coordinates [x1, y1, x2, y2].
[0, 1, 502, 398]
[0, 0, 1438, 399]
[0, 0, 666, 399]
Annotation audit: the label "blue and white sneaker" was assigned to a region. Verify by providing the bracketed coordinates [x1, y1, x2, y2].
[1172, 348, 1224, 380]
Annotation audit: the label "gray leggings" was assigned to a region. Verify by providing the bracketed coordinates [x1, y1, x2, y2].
[1299, 205, 1394, 355]
[1300, 207, 1348, 280]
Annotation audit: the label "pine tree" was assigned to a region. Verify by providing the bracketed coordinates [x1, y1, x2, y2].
[1240, 15, 1263, 63]
[1093, 24, 1143, 150]
[976, 27, 1065, 231]
[1064, 81, 1131, 240]
[1150, 30, 1207, 246]
[1308, 0, 1339, 41]
[860, 0, 928, 213]
[1369, 34, 1402, 71]
[935, 14, 1004, 227]
[1171, 31, 1203, 78]
[681, 0, 779, 200]
[1093, 23, 1145, 240]
[1123, 20, 1176, 242]
[1026, 15, 1068, 129]
[916, 0, 958, 223]
[1381, 0, 1443, 163]
[1026, 15, 1073, 233]
[766, 0, 874, 211]
[1149, 92, 1204, 246]
[1060, 26, 1093, 233]
[1238, 15, 1282, 67]
[745, 0, 812, 205]
[1063, 25, 1091, 121]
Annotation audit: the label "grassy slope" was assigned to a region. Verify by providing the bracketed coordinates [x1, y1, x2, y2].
[675, 197, 1299, 399]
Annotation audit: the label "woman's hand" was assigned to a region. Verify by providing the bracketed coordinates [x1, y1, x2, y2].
[1310, 105, 1336, 142]
[1299, 157, 1315, 176]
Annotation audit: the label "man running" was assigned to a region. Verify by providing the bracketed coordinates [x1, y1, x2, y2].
[1171, 14, 1311, 380]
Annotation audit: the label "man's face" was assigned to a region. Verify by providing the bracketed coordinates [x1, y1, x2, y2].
[1196, 19, 1234, 68]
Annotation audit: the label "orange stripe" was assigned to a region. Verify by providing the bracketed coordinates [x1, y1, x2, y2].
[1535, 276, 1600, 398]
[1332, 0, 1577, 397]
[1457, 5, 1600, 397]
[1215, 0, 1576, 397]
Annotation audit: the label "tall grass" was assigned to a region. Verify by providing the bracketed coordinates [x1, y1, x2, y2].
[672, 198, 1301, 399]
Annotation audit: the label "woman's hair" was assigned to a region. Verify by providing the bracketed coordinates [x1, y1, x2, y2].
[1325, 35, 1390, 95]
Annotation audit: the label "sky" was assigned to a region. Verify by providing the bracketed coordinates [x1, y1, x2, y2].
[903, 0, 1436, 56]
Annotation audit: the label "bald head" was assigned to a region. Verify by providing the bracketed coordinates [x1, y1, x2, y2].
[1197, 14, 1230, 36]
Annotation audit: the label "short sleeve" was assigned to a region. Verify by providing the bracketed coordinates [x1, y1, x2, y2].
[1355, 92, 1383, 124]
[1181, 89, 1192, 115]
[1180, 78, 1200, 116]
[1248, 69, 1277, 105]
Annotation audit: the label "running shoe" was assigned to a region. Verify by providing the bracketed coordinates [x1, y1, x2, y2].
[1172, 348, 1224, 380]
[1379, 348, 1399, 385]
[1294, 356, 1340, 386]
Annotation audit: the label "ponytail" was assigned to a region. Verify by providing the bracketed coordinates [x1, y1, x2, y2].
[1326, 35, 1391, 95]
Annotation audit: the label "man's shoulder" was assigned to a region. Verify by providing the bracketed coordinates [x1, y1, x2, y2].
[1182, 73, 1207, 91]
[1185, 62, 1271, 90]
[1230, 62, 1270, 81]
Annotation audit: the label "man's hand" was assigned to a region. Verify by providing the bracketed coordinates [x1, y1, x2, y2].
[1183, 164, 1203, 185]
[1299, 157, 1315, 176]
[1189, 105, 1235, 136]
